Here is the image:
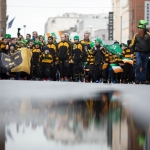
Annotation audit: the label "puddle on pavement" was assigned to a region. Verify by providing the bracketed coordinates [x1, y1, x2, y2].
[0, 91, 149, 150]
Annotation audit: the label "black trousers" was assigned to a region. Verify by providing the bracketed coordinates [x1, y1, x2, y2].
[102, 68, 109, 81]
[31, 64, 41, 79]
[68, 63, 73, 79]
[123, 63, 133, 82]
[73, 61, 83, 79]
[146, 59, 150, 81]
[110, 70, 123, 82]
[54, 64, 60, 81]
[60, 60, 68, 78]
[88, 64, 94, 82]
[94, 64, 102, 81]
[41, 63, 52, 79]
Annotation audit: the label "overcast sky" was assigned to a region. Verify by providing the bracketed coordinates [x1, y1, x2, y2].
[6, 0, 112, 37]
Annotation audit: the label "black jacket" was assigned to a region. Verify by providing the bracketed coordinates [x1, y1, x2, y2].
[72, 43, 83, 62]
[130, 32, 150, 53]
[93, 46, 104, 64]
[57, 41, 71, 60]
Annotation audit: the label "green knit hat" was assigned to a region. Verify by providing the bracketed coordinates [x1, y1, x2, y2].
[138, 20, 148, 29]
[95, 38, 103, 45]
[20, 40, 28, 46]
[74, 35, 79, 40]
[5, 34, 11, 38]
[33, 40, 42, 46]
[90, 41, 95, 49]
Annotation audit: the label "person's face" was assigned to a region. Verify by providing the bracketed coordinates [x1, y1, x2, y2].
[121, 45, 126, 50]
[12, 39, 17, 44]
[74, 39, 79, 43]
[95, 41, 99, 46]
[10, 46, 15, 51]
[138, 28, 145, 36]
[33, 32, 37, 38]
[65, 34, 69, 41]
[26, 35, 30, 40]
[3, 39, 7, 44]
[61, 35, 65, 41]
[35, 44, 40, 49]
[39, 37, 43, 42]
[7, 38, 11, 43]
[48, 38, 53, 43]
[28, 42, 33, 47]
[84, 34, 89, 40]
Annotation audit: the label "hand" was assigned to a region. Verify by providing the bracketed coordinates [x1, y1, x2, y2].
[131, 54, 134, 59]
[100, 47, 103, 50]
[94, 47, 97, 50]
[84, 46, 88, 52]
[6, 45, 9, 50]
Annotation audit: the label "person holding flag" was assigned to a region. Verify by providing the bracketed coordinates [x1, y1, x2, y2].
[93, 38, 106, 83]
[121, 42, 133, 84]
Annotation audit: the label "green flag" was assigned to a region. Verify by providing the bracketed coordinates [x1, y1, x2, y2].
[104, 43, 122, 58]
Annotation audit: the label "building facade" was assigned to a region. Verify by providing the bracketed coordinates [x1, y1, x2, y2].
[77, 14, 108, 40]
[44, 13, 82, 38]
[0, 0, 6, 37]
[129, 0, 150, 39]
[112, 0, 121, 42]
[45, 13, 108, 41]
[112, 0, 150, 43]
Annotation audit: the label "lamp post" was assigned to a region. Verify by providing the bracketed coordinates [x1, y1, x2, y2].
[23, 25, 26, 38]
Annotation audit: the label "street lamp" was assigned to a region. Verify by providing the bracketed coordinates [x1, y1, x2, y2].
[23, 25, 26, 38]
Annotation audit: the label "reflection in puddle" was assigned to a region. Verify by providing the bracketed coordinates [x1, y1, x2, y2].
[0, 91, 149, 150]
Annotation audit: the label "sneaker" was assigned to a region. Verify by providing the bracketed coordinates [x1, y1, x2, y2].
[135, 80, 140, 84]
[60, 78, 64, 81]
[64, 77, 68, 82]
[85, 80, 89, 83]
[49, 78, 53, 81]
[129, 82, 133, 84]
[123, 80, 128, 84]
[99, 79, 102, 83]
[74, 78, 79, 82]
[35, 78, 39, 81]
[96, 80, 99, 83]
[10, 77, 15, 80]
[112, 79, 117, 84]
[144, 80, 150, 84]
[103, 79, 107, 83]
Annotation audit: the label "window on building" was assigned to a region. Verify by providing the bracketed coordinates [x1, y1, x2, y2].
[93, 16, 95, 18]
[130, 10, 134, 22]
[96, 16, 98, 19]
[51, 20, 55, 23]
[79, 21, 84, 31]
[102, 34, 105, 40]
